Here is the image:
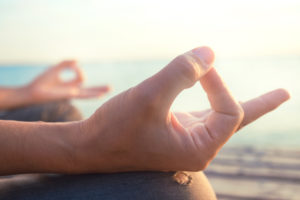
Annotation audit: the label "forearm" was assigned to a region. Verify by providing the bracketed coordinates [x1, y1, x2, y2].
[0, 120, 80, 175]
[0, 86, 34, 110]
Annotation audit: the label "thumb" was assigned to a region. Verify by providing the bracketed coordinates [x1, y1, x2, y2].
[135, 46, 215, 110]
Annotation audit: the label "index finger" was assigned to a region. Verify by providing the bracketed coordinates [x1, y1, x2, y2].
[200, 68, 244, 143]
[55, 60, 85, 84]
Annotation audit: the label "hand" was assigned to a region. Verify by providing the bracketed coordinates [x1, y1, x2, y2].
[27, 60, 110, 103]
[74, 47, 290, 173]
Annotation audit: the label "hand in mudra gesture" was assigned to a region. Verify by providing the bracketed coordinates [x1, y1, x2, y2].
[75, 47, 290, 173]
[28, 60, 110, 103]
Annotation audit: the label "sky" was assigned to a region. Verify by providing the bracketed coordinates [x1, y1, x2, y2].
[0, 0, 300, 63]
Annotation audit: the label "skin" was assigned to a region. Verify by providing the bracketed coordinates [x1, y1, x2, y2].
[0, 60, 110, 110]
[0, 47, 290, 175]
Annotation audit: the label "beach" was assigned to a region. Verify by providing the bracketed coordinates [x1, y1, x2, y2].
[205, 146, 300, 200]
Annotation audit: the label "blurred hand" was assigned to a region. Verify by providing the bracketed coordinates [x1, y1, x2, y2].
[75, 47, 290, 173]
[28, 60, 110, 103]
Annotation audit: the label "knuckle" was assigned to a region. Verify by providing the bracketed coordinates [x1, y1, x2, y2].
[232, 104, 244, 123]
[173, 54, 199, 86]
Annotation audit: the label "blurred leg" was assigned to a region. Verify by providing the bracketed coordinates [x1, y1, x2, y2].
[0, 100, 82, 122]
[0, 171, 216, 200]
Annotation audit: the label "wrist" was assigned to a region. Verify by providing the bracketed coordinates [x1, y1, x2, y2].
[72, 115, 135, 173]
[0, 120, 83, 175]
[22, 121, 83, 174]
[47, 121, 86, 173]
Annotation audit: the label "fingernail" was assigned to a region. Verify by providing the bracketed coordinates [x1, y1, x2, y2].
[192, 46, 215, 69]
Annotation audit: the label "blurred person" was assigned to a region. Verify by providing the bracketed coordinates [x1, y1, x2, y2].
[0, 60, 110, 121]
[0, 47, 290, 200]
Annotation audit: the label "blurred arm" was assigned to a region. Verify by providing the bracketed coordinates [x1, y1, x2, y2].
[0, 86, 33, 110]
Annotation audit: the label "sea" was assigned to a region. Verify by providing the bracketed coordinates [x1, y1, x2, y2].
[0, 57, 299, 149]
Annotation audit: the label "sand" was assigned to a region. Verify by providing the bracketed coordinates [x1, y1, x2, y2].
[204, 146, 300, 200]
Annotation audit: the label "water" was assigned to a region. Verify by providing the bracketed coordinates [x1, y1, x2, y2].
[0, 57, 299, 148]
